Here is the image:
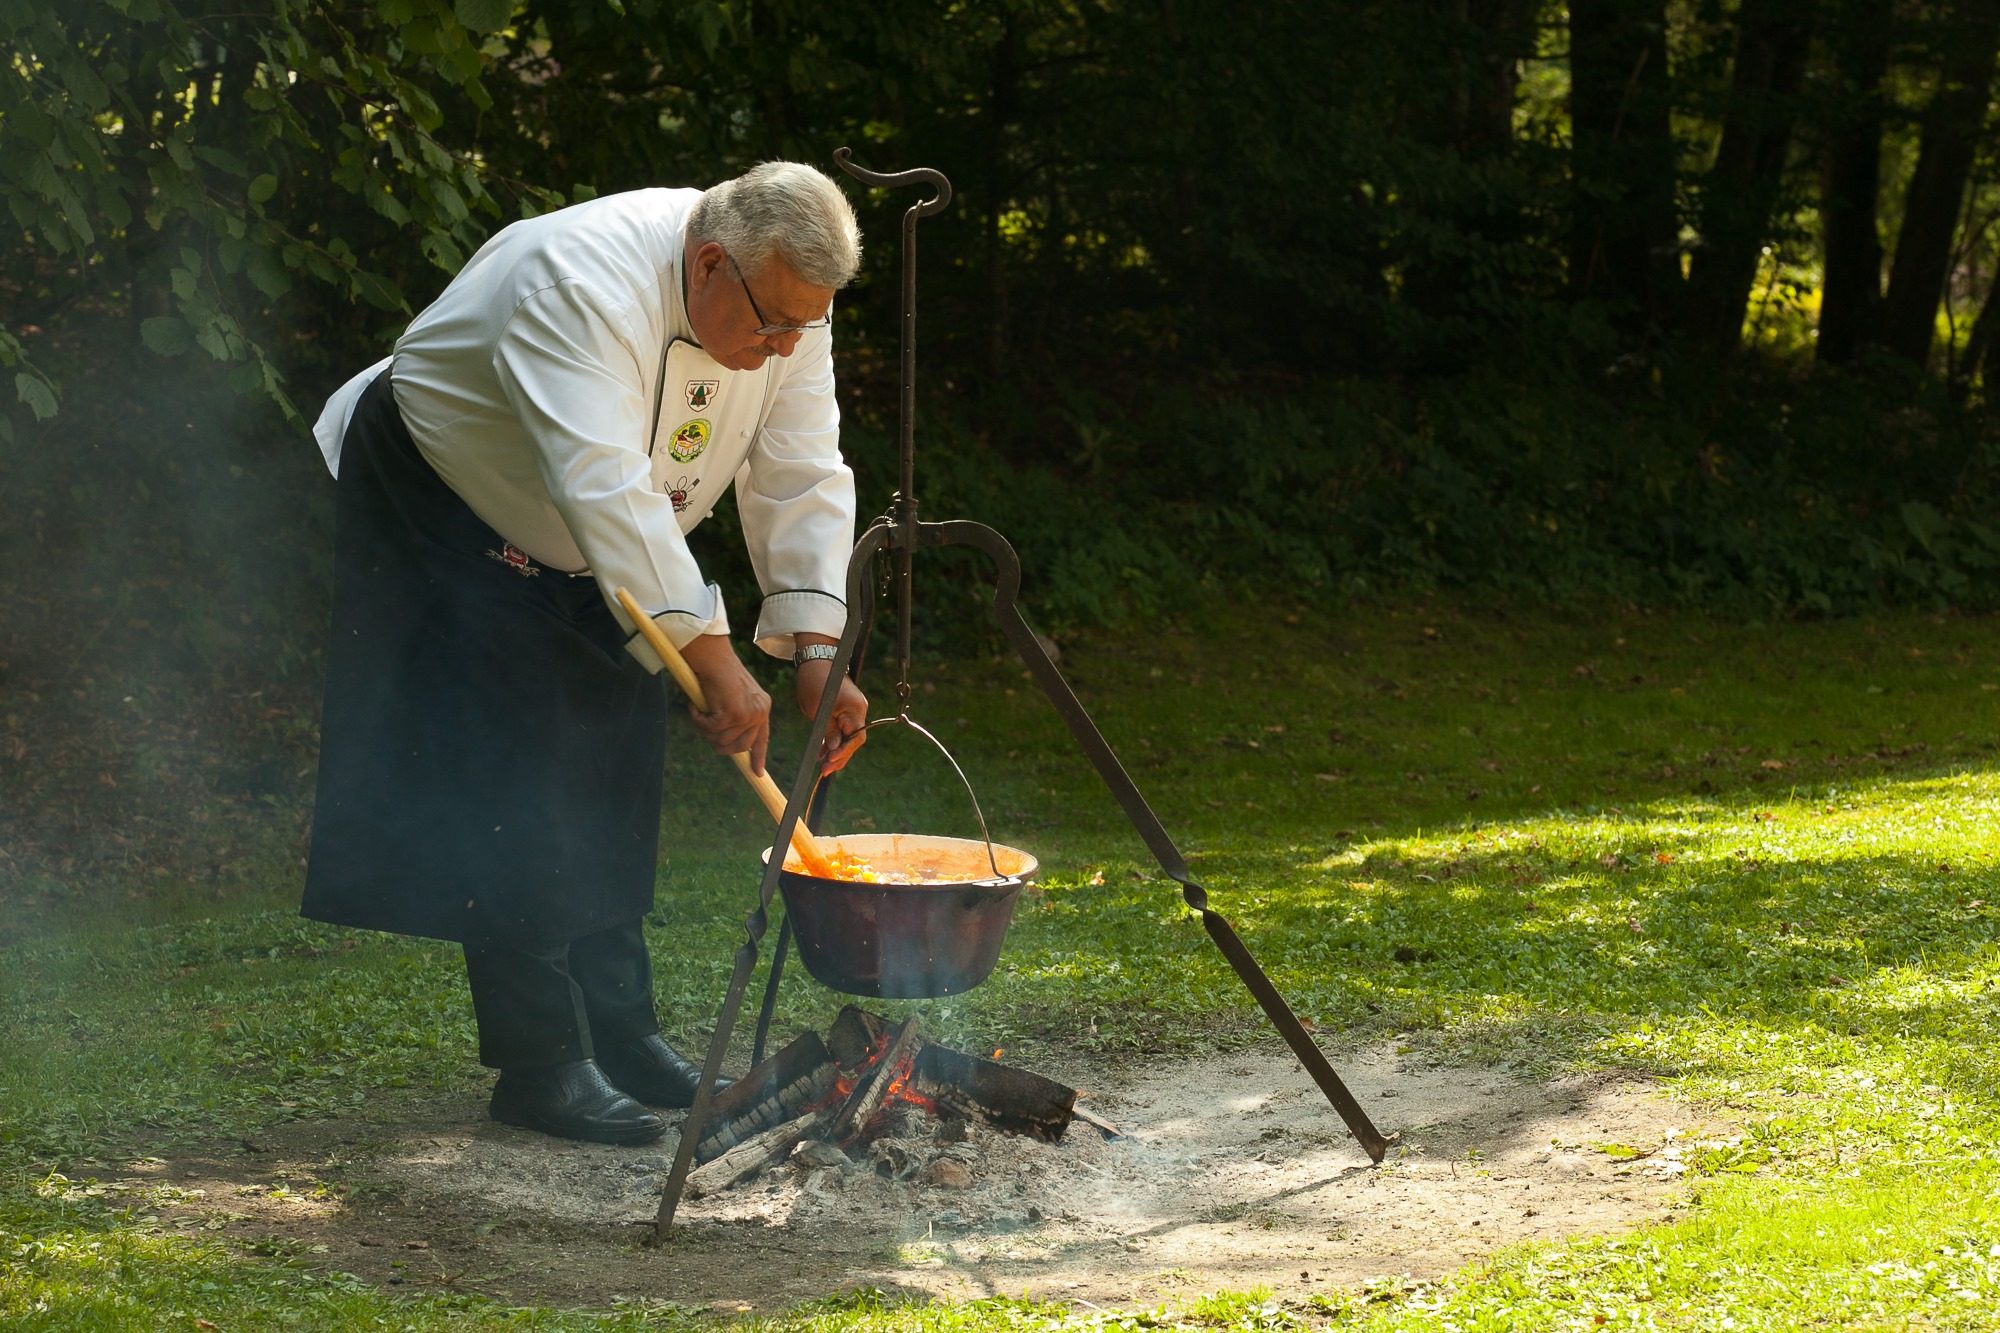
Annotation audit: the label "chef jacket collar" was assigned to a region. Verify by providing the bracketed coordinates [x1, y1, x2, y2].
[671, 240, 699, 347]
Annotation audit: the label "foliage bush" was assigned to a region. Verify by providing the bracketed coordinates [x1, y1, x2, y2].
[3, 0, 1998, 641]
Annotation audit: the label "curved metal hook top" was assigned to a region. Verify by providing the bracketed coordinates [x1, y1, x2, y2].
[833, 147, 952, 217]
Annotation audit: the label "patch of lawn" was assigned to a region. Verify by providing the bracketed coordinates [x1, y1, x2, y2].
[3, 598, 1998, 1328]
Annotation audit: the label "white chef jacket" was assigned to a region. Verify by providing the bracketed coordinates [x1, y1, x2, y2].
[311, 188, 854, 668]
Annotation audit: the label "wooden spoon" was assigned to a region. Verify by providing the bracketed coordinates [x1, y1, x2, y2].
[614, 587, 839, 879]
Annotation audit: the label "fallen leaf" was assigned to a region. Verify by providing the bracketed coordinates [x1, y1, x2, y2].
[1760, 759, 1788, 770]
[1594, 1142, 1655, 1160]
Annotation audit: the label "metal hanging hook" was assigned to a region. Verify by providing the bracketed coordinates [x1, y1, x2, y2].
[830, 148, 955, 729]
[832, 148, 953, 216]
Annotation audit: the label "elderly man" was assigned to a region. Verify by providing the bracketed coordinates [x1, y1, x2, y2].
[302, 162, 869, 1146]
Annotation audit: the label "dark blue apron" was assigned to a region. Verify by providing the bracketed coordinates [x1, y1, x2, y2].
[301, 372, 667, 947]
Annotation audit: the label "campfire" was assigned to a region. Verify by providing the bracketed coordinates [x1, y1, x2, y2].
[682, 1007, 1103, 1199]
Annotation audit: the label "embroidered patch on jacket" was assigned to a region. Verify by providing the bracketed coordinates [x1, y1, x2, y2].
[667, 475, 701, 514]
[685, 379, 719, 411]
[667, 417, 712, 463]
[485, 542, 542, 577]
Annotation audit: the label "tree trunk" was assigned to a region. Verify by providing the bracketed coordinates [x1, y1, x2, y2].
[982, 11, 1021, 382]
[1419, 0, 1535, 155]
[1682, 0, 1810, 352]
[1568, 0, 1680, 325]
[1399, 0, 1537, 349]
[1463, 0, 1537, 155]
[1816, 0, 1892, 365]
[1952, 270, 2000, 403]
[1879, 2, 2000, 369]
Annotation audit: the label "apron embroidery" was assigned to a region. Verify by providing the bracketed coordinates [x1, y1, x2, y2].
[667, 417, 711, 463]
[685, 379, 718, 410]
[667, 475, 701, 514]
[485, 542, 543, 577]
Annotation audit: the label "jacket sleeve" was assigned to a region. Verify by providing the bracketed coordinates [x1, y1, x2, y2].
[492, 279, 728, 670]
[737, 324, 857, 660]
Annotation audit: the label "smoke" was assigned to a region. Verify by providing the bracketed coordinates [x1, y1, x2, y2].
[0, 336, 339, 938]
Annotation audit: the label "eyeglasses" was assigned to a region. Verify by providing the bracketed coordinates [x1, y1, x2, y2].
[728, 253, 831, 337]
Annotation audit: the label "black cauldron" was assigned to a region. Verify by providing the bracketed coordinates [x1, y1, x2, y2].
[764, 833, 1038, 997]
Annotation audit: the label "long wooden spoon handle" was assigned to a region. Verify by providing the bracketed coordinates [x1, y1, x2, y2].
[614, 588, 837, 879]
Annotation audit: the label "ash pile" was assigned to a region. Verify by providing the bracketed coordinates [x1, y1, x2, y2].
[683, 1006, 1112, 1212]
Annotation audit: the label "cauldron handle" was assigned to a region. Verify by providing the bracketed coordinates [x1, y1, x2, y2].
[813, 713, 1005, 880]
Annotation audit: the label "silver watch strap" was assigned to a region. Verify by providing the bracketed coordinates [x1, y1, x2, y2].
[792, 642, 840, 667]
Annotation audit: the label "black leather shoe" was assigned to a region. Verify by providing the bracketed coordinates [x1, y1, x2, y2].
[597, 1033, 734, 1108]
[490, 1059, 666, 1145]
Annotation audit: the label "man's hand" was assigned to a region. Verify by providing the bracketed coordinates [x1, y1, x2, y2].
[676, 633, 773, 775]
[795, 637, 868, 775]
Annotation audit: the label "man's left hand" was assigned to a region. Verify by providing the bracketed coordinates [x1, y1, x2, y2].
[795, 655, 868, 775]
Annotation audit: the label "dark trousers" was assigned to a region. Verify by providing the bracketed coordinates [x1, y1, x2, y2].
[462, 919, 660, 1069]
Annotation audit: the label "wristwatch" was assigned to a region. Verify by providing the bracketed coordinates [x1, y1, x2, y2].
[793, 642, 840, 668]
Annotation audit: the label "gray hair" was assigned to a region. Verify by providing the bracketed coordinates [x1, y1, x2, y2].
[687, 161, 862, 290]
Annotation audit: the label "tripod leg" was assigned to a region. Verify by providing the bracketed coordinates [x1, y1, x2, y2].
[654, 931, 760, 1238]
[751, 914, 793, 1069]
[919, 522, 1396, 1162]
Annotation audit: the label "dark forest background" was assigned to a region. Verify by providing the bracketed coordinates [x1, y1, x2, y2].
[5, 0, 2000, 637]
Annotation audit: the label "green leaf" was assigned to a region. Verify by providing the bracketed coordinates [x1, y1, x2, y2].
[453, 0, 514, 35]
[247, 173, 278, 205]
[419, 232, 464, 273]
[15, 371, 58, 420]
[247, 248, 293, 299]
[426, 177, 467, 223]
[140, 316, 194, 356]
[193, 145, 249, 177]
[95, 180, 133, 230]
[399, 84, 443, 132]
[194, 320, 232, 361]
[352, 269, 406, 312]
[56, 55, 111, 110]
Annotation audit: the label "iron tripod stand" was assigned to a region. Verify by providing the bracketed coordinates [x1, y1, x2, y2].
[652, 152, 1395, 1240]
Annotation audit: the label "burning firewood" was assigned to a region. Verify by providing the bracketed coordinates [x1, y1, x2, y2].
[830, 1014, 921, 1140]
[674, 1005, 1078, 1202]
[685, 1108, 832, 1200]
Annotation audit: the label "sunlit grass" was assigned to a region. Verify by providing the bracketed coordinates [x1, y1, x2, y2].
[3, 600, 1998, 1328]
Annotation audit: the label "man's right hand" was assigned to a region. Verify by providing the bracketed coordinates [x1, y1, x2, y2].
[675, 633, 773, 775]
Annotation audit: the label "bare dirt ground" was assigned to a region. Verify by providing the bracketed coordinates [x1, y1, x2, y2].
[95, 1041, 1725, 1313]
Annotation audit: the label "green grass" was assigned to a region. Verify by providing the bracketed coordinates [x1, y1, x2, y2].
[4, 598, 1999, 1328]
